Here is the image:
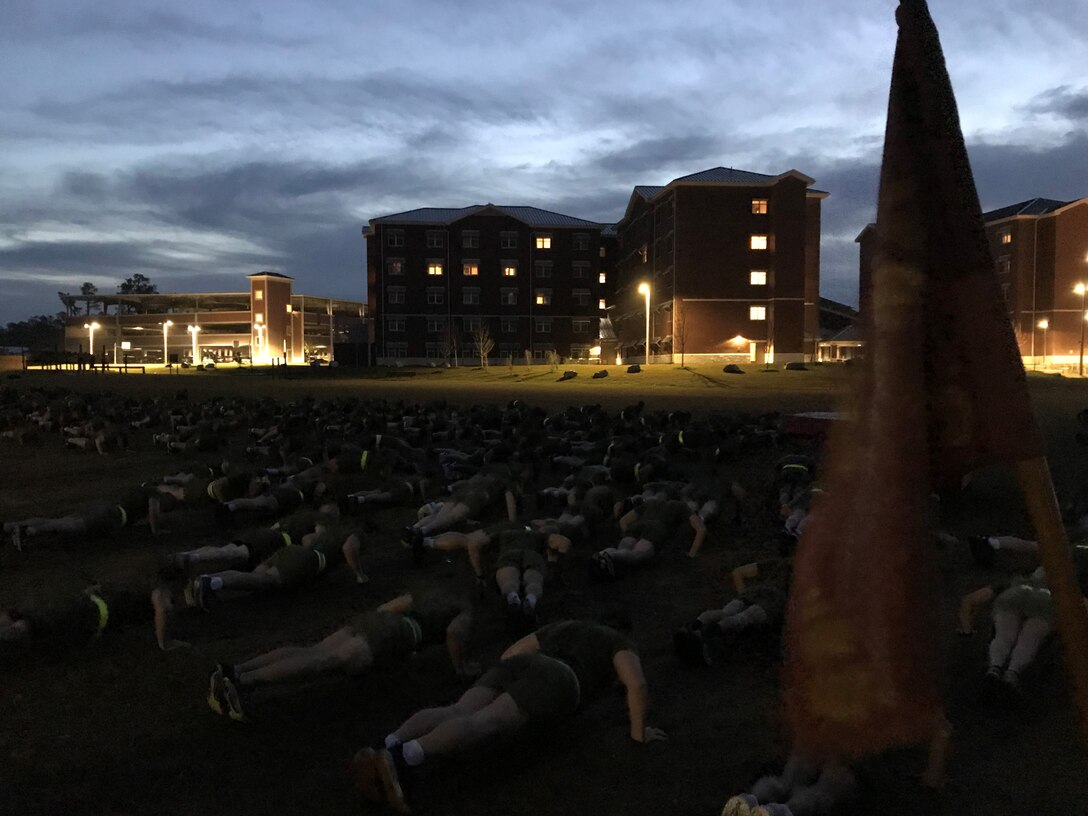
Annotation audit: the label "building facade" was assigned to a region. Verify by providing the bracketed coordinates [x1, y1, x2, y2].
[611, 167, 825, 364]
[60, 273, 366, 365]
[364, 205, 611, 364]
[857, 197, 1088, 367]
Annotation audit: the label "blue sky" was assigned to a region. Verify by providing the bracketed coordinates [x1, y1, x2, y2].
[1, 0, 1085, 323]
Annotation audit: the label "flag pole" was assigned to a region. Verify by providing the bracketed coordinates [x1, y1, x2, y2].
[1016, 456, 1088, 745]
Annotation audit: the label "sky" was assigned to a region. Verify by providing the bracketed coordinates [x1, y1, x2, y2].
[1, 0, 1086, 324]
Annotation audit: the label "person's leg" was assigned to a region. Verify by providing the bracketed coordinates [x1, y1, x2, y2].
[990, 536, 1038, 553]
[496, 566, 522, 603]
[607, 538, 655, 567]
[24, 516, 87, 536]
[697, 599, 747, 626]
[209, 566, 281, 593]
[342, 535, 368, 584]
[713, 604, 768, 636]
[522, 567, 544, 611]
[237, 629, 371, 688]
[416, 502, 469, 535]
[176, 543, 249, 571]
[414, 692, 527, 759]
[389, 685, 498, 744]
[1005, 616, 1052, 682]
[987, 609, 1022, 671]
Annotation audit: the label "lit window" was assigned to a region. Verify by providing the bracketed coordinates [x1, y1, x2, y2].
[535, 234, 552, 250]
[750, 271, 767, 286]
[573, 233, 590, 251]
[426, 231, 444, 249]
[501, 232, 518, 249]
[599, 271, 607, 284]
[750, 235, 769, 250]
[535, 289, 552, 306]
[387, 259, 404, 276]
[427, 262, 444, 276]
[254, 312, 263, 323]
[751, 199, 768, 214]
[462, 262, 479, 276]
[254, 290, 263, 301]
[640, 245, 648, 263]
[285, 305, 292, 313]
[502, 262, 518, 277]
[1000, 229, 1012, 245]
[599, 298, 606, 310]
[749, 306, 767, 321]
[599, 246, 606, 258]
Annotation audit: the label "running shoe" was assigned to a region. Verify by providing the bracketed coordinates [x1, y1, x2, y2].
[590, 552, 616, 581]
[753, 804, 794, 816]
[375, 748, 412, 813]
[207, 667, 227, 715]
[721, 793, 759, 816]
[222, 675, 247, 722]
[351, 747, 383, 802]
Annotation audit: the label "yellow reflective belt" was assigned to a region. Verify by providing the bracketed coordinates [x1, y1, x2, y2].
[781, 464, 809, 475]
[88, 593, 109, 636]
[405, 615, 423, 648]
[281, 532, 292, 547]
[294, 488, 304, 502]
[300, 457, 313, 467]
[116, 505, 128, 527]
[207, 482, 217, 500]
[315, 550, 327, 574]
[634, 462, 641, 482]
[360, 450, 369, 471]
[678, 431, 685, 446]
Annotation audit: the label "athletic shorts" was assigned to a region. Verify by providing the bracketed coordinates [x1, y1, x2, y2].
[348, 611, 419, 668]
[995, 585, 1055, 624]
[83, 505, 127, 537]
[495, 547, 546, 573]
[475, 653, 580, 723]
[263, 546, 324, 588]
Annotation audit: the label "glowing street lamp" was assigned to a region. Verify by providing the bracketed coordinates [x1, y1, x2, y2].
[187, 324, 201, 364]
[1038, 318, 1049, 369]
[162, 320, 173, 365]
[1076, 284, 1087, 377]
[637, 282, 651, 364]
[83, 321, 100, 361]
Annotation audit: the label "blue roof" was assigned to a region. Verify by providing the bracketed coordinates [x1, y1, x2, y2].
[983, 198, 1069, 221]
[634, 185, 665, 199]
[369, 204, 603, 229]
[671, 167, 780, 184]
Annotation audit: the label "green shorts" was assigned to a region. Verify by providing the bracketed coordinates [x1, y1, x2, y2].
[495, 547, 547, 573]
[475, 653, 580, 723]
[264, 545, 324, 588]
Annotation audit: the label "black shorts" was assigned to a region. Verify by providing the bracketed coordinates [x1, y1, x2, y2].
[495, 547, 546, 573]
[475, 654, 580, 722]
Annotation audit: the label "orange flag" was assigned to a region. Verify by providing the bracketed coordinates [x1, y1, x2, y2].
[783, 0, 1043, 761]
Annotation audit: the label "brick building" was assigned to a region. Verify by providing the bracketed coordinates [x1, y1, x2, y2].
[363, 205, 612, 364]
[611, 167, 826, 364]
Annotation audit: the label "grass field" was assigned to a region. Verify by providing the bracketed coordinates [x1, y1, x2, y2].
[2, 366, 1088, 816]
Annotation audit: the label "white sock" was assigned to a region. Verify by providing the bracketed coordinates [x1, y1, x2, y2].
[402, 739, 425, 766]
[988, 537, 1000, 550]
[524, 593, 537, 609]
[384, 734, 401, 749]
[209, 576, 224, 590]
[422, 537, 435, 549]
[506, 591, 520, 605]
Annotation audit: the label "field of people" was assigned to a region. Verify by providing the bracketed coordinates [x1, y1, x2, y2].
[2, 364, 1088, 816]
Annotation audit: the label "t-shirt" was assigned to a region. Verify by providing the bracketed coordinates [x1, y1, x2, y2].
[629, 499, 691, 544]
[535, 621, 634, 702]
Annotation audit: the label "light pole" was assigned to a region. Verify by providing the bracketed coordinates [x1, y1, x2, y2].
[254, 322, 265, 363]
[83, 321, 100, 364]
[1077, 284, 1087, 377]
[162, 320, 173, 366]
[638, 282, 651, 364]
[187, 325, 201, 364]
[1038, 318, 1049, 369]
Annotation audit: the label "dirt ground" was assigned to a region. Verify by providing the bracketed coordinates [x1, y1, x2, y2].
[2, 368, 1088, 816]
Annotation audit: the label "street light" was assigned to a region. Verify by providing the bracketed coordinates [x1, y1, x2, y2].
[162, 320, 173, 366]
[1076, 284, 1087, 376]
[1038, 318, 1049, 369]
[637, 282, 651, 365]
[187, 325, 201, 364]
[83, 321, 100, 362]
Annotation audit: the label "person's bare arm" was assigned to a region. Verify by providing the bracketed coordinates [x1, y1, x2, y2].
[505, 490, 518, 521]
[957, 587, 995, 634]
[500, 632, 540, 660]
[686, 514, 707, 558]
[618, 509, 638, 533]
[612, 649, 666, 742]
[151, 588, 189, 651]
[378, 593, 414, 615]
[445, 610, 478, 676]
[731, 562, 760, 594]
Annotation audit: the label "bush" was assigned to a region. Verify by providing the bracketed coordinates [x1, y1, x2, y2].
[723, 364, 745, 374]
[592, 370, 609, 379]
[627, 364, 641, 374]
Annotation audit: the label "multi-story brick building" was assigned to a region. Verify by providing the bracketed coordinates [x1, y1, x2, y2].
[363, 205, 611, 364]
[857, 196, 1088, 367]
[611, 167, 826, 364]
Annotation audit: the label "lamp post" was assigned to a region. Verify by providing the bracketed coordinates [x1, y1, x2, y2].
[187, 325, 201, 364]
[162, 320, 173, 366]
[1076, 284, 1087, 377]
[83, 321, 100, 365]
[254, 322, 265, 363]
[637, 282, 651, 365]
[1038, 318, 1049, 369]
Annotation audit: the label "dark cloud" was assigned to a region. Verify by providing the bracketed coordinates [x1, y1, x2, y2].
[593, 135, 722, 175]
[1024, 85, 1088, 123]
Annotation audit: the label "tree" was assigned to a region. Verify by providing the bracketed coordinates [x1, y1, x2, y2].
[0, 314, 65, 349]
[472, 324, 495, 368]
[79, 282, 99, 316]
[118, 273, 158, 295]
[439, 324, 459, 367]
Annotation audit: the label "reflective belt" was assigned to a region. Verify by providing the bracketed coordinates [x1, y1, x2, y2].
[281, 532, 292, 547]
[405, 615, 423, 649]
[299, 457, 313, 468]
[780, 464, 810, 476]
[207, 482, 218, 500]
[678, 431, 685, 446]
[88, 593, 109, 637]
[375, 434, 383, 449]
[116, 505, 128, 528]
[294, 488, 304, 503]
[634, 462, 641, 482]
[360, 450, 369, 471]
[315, 550, 327, 574]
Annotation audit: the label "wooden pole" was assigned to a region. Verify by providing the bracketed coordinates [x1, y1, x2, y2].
[1017, 456, 1088, 746]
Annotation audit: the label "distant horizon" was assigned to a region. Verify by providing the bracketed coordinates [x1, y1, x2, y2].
[2, 0, 1085, 322]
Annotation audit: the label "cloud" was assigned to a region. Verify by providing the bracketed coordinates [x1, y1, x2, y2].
[1024, 85, 1088, 124]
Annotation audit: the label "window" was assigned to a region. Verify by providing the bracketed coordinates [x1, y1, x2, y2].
[462, 288, 480, 305]
[570, 344, 591, 359]
[426, 318, 446, 333]
[535, 318, 553, 333]
[534, 260, 553, 278]
[599, 298, 607, 310]
[535, 289, 553, 306]
[426, 231, 444, 249]
[388, 286, 406, 304]
[500, 288, 518, 306]
[461, 231, 480, 248]
[749, 306, 767, 321]
[599, 271, 607, 284]
[387, 230, 404, 247]
[572, 262, 589, 279]
[387, 317, 406, 332]
[573, 233, 590, 251]
[572, 319, 591, 333]
[750, 235, 769, 250]
[639, 244, 648, 263]
[254, 312, 263, 323]
[502, 261, 518, 277]
[751, 198, 768, 214]
[385, 342, 408, 358]
[425, 343, 444, 359]
[995, 256, 1011, 276]
[599, 246, 606, 258]
[254, 290, 263, 301]
[535, 234, 552, 250]
[426, 289, 444, 305]
[750, 270, 767, 286]
[501, 318, 518, 334]
[1000, 229, 1012, 245]
[499, 342, 521, 355]
[427, 261, 444, 276]
[387, 258, 405, 276]
[572, 288, 590, 307]
[463, 317, 482, 332]
[462, 261, 479, 277]
[500, 232, 518, 249]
